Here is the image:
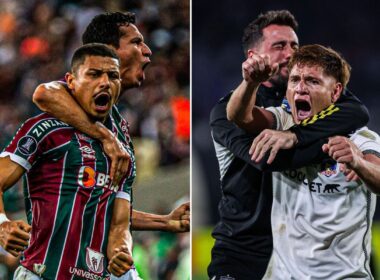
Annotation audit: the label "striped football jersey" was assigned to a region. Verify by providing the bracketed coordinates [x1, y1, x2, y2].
[0, 106, 135, 280]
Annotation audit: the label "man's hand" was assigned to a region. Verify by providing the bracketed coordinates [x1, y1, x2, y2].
[107, 246, 134, 277]
[242, 54, 279, 84]
[166, 202, 190, 233]
[0, 220, 31, 257]
[34, 82, 131, 185]
[250, 129, 298, 164]
[322, 136, 362, 181]
[96, 122, 131, 185]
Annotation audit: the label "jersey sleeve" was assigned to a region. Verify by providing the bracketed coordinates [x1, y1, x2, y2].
[111, 106, 135, 201]
[289, 90, 369, 147]
[351, 128, 380, 157]
[116, 166, 134, 202]
[111, 106, 133, 144]
[0, 114, 72, 171]
[210, 98, 328, 172]
[266, 106, 295, 130]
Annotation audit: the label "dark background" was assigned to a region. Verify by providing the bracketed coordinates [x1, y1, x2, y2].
[192, 0, 380, 232]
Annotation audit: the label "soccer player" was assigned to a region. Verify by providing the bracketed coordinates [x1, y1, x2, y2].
[209, 10, 369, 280]
[0, 43, 135, 279]
[32, 12, 190, 233]
[229, 44, 380, 278]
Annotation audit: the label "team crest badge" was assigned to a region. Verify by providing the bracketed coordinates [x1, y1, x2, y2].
[281, 98, 291, 113]
[320, 161, 338, 177]
[17, 136, 37, 156]
[33, 263, 46, 276]
[85, 247, 104, 274]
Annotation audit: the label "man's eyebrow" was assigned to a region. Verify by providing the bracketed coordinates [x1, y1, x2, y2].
[87, 67, 119, 72]
[272, 40, 298, 45]
[272, 40, 287, 45]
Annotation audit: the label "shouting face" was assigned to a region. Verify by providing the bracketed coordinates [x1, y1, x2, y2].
[286, 63, 342, 124]
[66, 55, 121, 122]
[114, 24, 152, 90]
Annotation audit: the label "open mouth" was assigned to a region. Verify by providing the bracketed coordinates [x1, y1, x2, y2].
[93, 92, 111, 112]
[295, 99, 312, 121]
[142, 61, 150, 71]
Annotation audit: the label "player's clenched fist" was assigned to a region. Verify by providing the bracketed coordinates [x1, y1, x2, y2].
[108, 246, 134, 277]
[242, 54, 279, 84]
[322, 136, 363, 169]
[0, 220, 31, 257]
[322, 136, 362, 181]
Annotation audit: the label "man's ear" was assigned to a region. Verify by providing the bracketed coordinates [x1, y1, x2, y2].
[331, 83, 343, 103]
[247, 49, 255, 58]
[65, 72, 75, 91]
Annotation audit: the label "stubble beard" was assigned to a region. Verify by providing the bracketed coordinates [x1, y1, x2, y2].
[269, 72, 288, 94]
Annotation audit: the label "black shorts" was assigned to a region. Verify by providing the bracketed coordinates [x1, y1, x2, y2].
[207, 246, 270, 280]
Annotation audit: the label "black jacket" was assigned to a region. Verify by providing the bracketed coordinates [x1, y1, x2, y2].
[209, 86, 369, 262]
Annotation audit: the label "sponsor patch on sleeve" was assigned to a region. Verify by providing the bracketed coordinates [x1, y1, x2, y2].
[17, 136, 37, 156]
[358, 130, 376, 141]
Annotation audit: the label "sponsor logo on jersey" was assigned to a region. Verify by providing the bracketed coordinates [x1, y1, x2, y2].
[69, 267, 109, 280]
[77, 166, 119, 192]
[17, 136, 37, 156]
[283, 169, 342, 194]
[85, 247, 104, 274]
[300, 104, 340, 126]
[33, 263, 46, 276]
[323, 184, 340, 193]
[79, 146, 96, 159]
[320, 162, 338, 177]
[31, 119, 69, 138]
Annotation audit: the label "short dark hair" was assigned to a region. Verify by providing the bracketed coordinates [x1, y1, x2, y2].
[288, 44, 351, 88]
[82, 12, 136, 49]
[242, 10, 298, 55]
[71, 43, 120, 73]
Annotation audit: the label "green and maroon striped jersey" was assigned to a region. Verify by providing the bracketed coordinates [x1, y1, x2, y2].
[1, 107, 136, 280]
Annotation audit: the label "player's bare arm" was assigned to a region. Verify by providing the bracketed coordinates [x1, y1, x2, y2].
[107, 198, 134, 277]
[226, 54, 277, 132]
[0, 157, 31, 257]
[33, 82, 130, 183]
[131, 201, 190, 232]
[323, 136, 380, 194]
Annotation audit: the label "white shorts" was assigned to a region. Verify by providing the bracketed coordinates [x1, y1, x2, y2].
[13, 265, 141, 280]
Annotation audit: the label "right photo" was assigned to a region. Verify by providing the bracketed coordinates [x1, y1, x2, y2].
[192, 1, 380, 279]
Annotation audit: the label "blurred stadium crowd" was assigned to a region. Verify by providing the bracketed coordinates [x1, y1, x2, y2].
[0, 0, 189, 279]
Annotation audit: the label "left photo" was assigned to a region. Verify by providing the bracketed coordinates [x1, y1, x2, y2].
[0, 1, 189, 279]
